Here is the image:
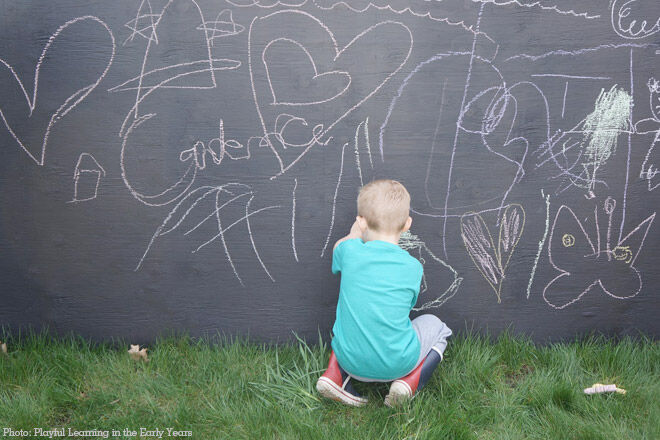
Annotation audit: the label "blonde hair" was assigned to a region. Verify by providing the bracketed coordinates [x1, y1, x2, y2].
[357, 179, 410, 233]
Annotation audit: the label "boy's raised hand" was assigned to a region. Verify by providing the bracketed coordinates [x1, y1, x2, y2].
[333, 218, 364, 251]
[349, 218, 363, 239]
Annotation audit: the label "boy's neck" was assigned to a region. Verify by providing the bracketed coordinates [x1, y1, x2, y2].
[362, 229, 402, 246]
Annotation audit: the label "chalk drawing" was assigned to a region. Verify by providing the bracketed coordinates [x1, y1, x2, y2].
[109, 0, 241, 138]
[398, 231, 463, 310]
[504, 43, 652, 62]
[0, 16, 115, 166]
[248, 9, 412, 179]
[136, 184, 280, 285]
[291, 178, 299, 262]
[227, 0, 307, 7]
[611, 0, 660, 40]
[636, 77, 660, 191]
[179, 118, 251, 170]
[534, 84, 633, 197]
[263, 38, 351, 106]
[120, 114, 198, 207]
[311, 0, 496, 44]
[543, 200, 655, 309]
[580, 85, 633, 193]
[352, 117, 372, 187]
[123, 0, 159, 46]
[68, 153, 106, 203]
[461, 203, 525, 303]
[525, 190, 550, 299]
[197, 9, 245, 45]
[320, 142, 348, 258]
[471, 0, 600, 20]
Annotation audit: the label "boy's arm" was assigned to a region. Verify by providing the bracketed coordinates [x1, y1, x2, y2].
[333, 219, 362, 251]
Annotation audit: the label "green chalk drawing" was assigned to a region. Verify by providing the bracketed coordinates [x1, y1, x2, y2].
[580, 85, 633, 192]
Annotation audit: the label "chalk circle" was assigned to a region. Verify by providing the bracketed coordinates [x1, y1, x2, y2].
[562, 233, 575, 247]
[604, 196, 616, 215]
[612, 246, 633, 263]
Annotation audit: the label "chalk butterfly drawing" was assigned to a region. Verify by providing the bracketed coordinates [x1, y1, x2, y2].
[460, 204, 525, 303]
[543, 199, 655, 309]
[0, 16, 115, 166]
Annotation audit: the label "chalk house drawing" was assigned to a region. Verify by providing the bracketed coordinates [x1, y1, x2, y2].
[69, 153, 106, 203]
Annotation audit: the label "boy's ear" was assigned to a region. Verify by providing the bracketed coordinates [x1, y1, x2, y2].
[356, 216, 368, 231]
[402, 216, 412, 232]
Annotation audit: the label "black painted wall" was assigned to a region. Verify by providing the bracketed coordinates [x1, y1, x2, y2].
[1, 0, 658, 344]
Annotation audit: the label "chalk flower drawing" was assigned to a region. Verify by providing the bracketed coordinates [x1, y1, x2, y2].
[461, 204, 525, 303]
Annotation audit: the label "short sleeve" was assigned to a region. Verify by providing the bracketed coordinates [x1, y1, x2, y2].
[331, 240, 345, 274]
[411, 261, 424, 308]
[331, 238, 360, 274]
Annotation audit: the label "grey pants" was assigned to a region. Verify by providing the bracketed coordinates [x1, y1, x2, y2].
[348, 314, 453, 382]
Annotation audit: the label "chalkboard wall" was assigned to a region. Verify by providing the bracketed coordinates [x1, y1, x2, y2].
[1, 0, 658, 344]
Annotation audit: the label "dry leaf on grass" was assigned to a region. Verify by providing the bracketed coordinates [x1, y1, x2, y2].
[128, 344, 149, 362]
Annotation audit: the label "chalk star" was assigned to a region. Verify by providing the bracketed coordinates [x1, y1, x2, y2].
[124, 0, 160, 46]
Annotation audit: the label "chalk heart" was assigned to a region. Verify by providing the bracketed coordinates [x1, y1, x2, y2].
[264, 38, 351, 106]
[0, 16, 114, 166]
[249, 10, 412, 174]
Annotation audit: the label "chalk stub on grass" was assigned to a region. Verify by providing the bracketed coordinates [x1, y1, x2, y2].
[584, 383, 626, 395]
[128, 344, 149, 362]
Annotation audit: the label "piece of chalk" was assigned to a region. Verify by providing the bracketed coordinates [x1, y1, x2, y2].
[583, 383, 626, 395]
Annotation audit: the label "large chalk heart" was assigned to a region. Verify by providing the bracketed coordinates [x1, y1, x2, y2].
[264, 38, 351, 106]
[248, 10, 412, 177]
[0, 16, 115, 166]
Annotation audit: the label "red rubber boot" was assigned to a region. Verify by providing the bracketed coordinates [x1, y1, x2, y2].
[316, 351, 368, 407]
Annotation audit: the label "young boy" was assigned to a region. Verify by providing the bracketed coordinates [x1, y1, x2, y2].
[316, 179, 452, 407]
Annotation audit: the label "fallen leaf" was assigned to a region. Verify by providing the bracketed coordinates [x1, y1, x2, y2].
[128, 344, 149, 362]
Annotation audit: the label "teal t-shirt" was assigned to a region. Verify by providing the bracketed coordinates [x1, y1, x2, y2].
[330, 238, 423, 380]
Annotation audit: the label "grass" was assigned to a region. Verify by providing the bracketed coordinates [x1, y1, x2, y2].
[0, 328, 658, 439]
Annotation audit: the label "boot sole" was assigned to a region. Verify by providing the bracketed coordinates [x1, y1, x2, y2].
[384, 380, 414, 407]
[316, 377, 368, 407]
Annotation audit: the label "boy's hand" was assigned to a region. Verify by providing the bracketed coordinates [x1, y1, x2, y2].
[349, 219, 362, 239]
[333, 218, 363, 251]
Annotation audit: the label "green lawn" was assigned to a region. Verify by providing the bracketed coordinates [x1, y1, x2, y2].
[0, 328, 658, 439]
